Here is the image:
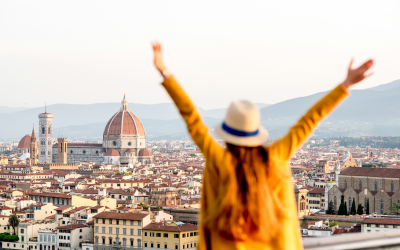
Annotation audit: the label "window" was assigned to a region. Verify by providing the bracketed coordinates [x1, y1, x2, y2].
[123, 220, 126, 225]
[164, 243, 168, 249]
[182, 234, 186, 238]
[365, 198, 368, 213]
[138, 239, 141, 247]
[44, 235, 47, 242]
[174, 234, 179, 238]
[109, 219, 112, 224]
[138, 221, 141, 226]
[130, 239, 134, 247]
[123, 228, 126, 235]
[96, 219, 99, 223]
[359, 180, 362, 190]
[375, 182, 378, 191]
[130, 229, 134, 235]
[381, 199, 384, 214]
[116, 220, 119, 225]
[345, 180, 347, 189]
[109, 238, 112, 245]
[367, 224, 371, 227]
[392, 181, 394, 192]
[376, 224, 380, 228]
[175, 244, 178, 249]
[150, 232, 155, 237]
[334, 196, 337, 208]
[144, 242, 148, 248]
[138, 230, 141, 236]
[116, 228, 119, 235]
[96, 227, 99, 233]
[157, 243, 160, 248]
[190, 232, 193, 237]
[21, 236, 24, 242]
[156, 233, 161, 237]
[96, 238, 99, 244]
[123, 239, 126, 246]
[130, 221, 133, 226]
[21, 229, 24, 234]
[109, 228, 112, 234]
[102, 227, 105, 234]
[102, 238, 105, 244]
[145, 232, 148, 237]
[103, 219, 106, 224]
[163, 233, 168, 238]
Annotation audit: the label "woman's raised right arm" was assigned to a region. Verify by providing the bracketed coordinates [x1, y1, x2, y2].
[152, 42, 225, 164]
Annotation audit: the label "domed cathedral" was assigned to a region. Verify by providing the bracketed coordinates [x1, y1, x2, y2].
[103, 95, 151, 166]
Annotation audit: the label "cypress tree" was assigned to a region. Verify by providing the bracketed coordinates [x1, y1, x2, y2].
[366, 199, 370, 214]
[326, 201, 334, 215]
[351, 198, 356, 215]
[344, 201, 348, 215]
[357, 204, 364, 215]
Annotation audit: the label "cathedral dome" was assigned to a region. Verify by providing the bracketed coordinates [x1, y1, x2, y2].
[18, 135, 31, 148]
[125, 149, 135, 153]
[138, 148, 153, 157]
[105, 149, 120, 156]
[103, 95, 145, 136]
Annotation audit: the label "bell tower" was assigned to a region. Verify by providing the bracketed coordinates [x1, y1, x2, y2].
[38, 107, 53, 163]
[57, 138, 68, 164]
[30, 126, 38, 165]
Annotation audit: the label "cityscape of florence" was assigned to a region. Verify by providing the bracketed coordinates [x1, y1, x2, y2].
[1, 1, 400, 250]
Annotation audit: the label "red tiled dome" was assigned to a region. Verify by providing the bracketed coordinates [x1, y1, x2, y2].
[138, 148, 153, 157]
[125, 149, 135, 153]
[18, 135, 31, 148]
[105, 149, 120, 156]
[103, 110, 145, 136]
[18, 135, 38, 149]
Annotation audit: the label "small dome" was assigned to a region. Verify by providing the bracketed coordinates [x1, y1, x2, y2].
[139, 148, 153, 157]
[125, 149, 135, 153]
[105, 149, 120, 156]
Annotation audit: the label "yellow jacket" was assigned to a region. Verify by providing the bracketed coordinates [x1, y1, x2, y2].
[162, 76, 348, 250]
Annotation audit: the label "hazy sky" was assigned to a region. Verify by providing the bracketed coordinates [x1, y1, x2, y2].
[1, 1, 400, 109]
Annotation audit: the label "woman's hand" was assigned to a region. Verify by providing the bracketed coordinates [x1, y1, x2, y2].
[152, 41, 171, 79]
[341, 59, 374, 89]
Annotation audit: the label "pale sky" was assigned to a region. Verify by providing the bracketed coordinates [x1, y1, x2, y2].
[1, 0, 399, 109]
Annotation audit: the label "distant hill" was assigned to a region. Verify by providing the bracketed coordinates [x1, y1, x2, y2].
[2, 80, 400, 140]
[0, 106, 27, 114]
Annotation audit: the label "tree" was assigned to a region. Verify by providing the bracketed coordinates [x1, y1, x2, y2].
[357, 204, 364, 215]
[366, 199, 370, 214]
[390, 202, 400, 215]
[8, 214, 19, 235]
[351, 198, 356, 215]
[326, 201, 334, 215]
[344, 201, 348, 215]
[338, 195, 346, 215]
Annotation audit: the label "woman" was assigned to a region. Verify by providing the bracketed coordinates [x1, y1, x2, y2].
[152, 42, 373, 250]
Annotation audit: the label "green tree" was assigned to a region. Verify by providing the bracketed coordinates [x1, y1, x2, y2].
[357, 204, 364, 215]
[351, 198, 356, 215]
[366, 199, 370, 214]
[390, 202, 400, 215]
[8, 214, 19, 235]
[326, 201, 334, 215]
[338, 195, 345, 215]
[344, 201, 348, 215]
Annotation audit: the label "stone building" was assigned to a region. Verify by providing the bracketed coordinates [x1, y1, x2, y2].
[149, 191, 182, 206]
[328, 167, 400, 215]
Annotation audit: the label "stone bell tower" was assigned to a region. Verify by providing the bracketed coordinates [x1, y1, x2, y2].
[57, 138, 68, 164]
[30, 126, 38, 165]
[38, 107, 53, 163]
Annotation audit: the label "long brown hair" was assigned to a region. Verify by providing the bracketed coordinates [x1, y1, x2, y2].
[203, 143, 285, 243]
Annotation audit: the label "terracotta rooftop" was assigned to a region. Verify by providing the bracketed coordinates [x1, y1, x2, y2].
[363, 218, 400, 225]
[143, 222, 198, 232]
[340, 167, 400, 178]
[93, 211, 148, 220]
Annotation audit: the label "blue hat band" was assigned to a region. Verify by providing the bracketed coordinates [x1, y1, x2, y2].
[222, 122, 259, 137]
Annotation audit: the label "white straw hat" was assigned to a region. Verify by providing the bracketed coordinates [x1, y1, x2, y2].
[214, 100, 269, 147]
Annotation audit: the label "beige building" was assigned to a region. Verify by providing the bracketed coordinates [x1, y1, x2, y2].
[142, 222, 199, 250]
[93, 211, 151, 250]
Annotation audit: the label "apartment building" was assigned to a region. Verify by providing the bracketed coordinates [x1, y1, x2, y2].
[57, 224, 92, 250]
[142, 222, 199, 250]
[93, 211, 151, 250]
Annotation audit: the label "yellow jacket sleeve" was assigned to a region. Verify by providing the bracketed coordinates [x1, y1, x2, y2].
[269, 84, 349, 160]
[161, 76, 225, 168]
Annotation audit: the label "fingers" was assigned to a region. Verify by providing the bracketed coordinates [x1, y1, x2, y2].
[151, 41, 162, 52]
[364, 71, 374, 78]
[349, 58, 354, 70]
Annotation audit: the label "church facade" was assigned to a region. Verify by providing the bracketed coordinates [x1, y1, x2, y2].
[328, 167, 400, 215]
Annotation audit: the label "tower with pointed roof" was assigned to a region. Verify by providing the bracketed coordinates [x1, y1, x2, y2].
[38, 107, 53, 163]
[30, 126, 38, 165]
